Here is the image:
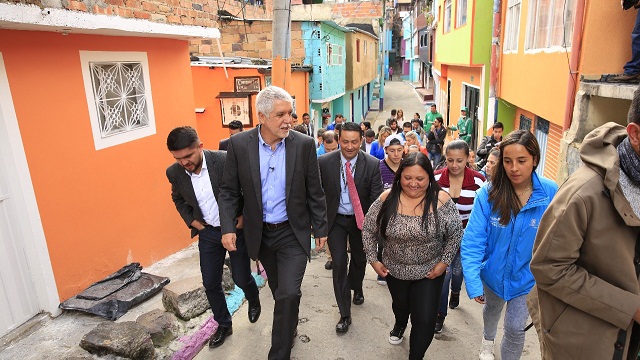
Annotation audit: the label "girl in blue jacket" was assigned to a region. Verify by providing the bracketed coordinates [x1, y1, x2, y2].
[461, 130, 558, 360]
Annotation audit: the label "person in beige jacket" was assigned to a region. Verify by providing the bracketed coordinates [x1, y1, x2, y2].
[528, 90, 640, 359]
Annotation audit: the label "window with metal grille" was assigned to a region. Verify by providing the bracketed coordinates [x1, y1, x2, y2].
[80, 51, 156, 150]
[534, 117, 549, 177]
[519, 114, 532, 131]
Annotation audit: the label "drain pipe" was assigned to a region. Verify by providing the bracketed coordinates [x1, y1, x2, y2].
[563, 0, 587, 131]
[488, 0, 501, 127]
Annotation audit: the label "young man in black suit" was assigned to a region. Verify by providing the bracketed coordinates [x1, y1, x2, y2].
[318, 121, 384, 334]
[165, 126, 260, 349]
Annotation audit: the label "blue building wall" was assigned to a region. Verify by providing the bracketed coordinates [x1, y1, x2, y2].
[302, 22, 346, 103]
[401, 15, 416, 82]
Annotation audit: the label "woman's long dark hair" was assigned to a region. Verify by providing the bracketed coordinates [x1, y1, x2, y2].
[377, 152, 443, 240]
[489, 130, 540, 225]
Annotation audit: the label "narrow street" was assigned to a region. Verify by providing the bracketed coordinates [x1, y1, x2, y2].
[195, 80, 542, 360]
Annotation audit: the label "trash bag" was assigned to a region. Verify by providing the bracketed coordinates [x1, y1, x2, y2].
[60, 263, 170, 320]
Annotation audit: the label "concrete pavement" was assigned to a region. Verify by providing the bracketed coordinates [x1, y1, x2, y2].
[195, 251, 542, 360]
[366, 79, 432, 131]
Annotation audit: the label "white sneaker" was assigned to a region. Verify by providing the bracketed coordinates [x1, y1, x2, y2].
[479, 338, 495, 360]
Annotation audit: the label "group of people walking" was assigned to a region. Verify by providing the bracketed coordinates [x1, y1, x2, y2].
[165, 84, 640, 360]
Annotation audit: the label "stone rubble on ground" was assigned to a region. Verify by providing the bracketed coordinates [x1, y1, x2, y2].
[79, 321, 155, 360]
[161, 277, 213, 321]
[136, 309, 181, 347]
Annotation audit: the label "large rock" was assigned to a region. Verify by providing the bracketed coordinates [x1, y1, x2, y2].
[136, 309, 180, 347]
[79, 321, 154, 360]
[162, 277, 210, 320]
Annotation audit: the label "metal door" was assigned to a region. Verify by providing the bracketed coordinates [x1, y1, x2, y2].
[0, 59, 40, 337]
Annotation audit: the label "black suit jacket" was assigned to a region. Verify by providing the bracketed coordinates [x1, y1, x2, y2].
[219, 138, 230, 151]
[318, 150, 384, 228]
[219, 127, 329, 260]
[166, 150, 227, 238]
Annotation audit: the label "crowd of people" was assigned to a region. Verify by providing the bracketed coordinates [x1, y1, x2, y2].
[165, 85, 640, 360]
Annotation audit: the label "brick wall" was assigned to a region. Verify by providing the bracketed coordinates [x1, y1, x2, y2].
[3, 0, 272, 28]
[290, 2, 383, 24]
[193, 21, 306, 62]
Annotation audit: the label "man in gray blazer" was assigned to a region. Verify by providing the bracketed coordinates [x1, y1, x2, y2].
[166, 126, 260, 349]
[219, 86, 328, 360]
[319, 122, 384, 334]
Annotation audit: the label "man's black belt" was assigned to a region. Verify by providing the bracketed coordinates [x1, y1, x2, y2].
[337, 213, 356, 218]
[204, 224, 221, 230]
[263, 220, 289, 230]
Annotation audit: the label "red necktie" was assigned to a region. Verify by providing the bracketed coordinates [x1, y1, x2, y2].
[345, 161, 365, 230]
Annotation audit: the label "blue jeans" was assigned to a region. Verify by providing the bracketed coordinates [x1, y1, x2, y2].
[624, 9, 640, 75]
[483, 286, 529, 360]
[438, 252, 463, 318]
[428, 150, 442, 169]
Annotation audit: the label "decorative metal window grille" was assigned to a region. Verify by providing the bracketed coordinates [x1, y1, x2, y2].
[519, 115, 532, 131]
[80, 51, 156, 150]
[89, 61, 150, 138]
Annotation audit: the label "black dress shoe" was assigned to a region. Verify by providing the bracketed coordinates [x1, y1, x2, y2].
[353, 291, 364, 305]
[248, 299, 261, 323]
[208, 326, 232, 348]
[325, 261, 332, 270]
[335, 316, 352, 333]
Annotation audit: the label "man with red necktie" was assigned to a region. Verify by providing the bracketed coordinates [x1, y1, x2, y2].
[318, 121, 384, 335]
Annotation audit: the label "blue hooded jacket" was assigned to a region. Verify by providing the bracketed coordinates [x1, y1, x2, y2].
[461, 172, 558, 301]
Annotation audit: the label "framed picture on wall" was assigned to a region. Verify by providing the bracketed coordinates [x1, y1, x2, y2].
[218, 92, 253, 127]
[234, 76, 261, 93]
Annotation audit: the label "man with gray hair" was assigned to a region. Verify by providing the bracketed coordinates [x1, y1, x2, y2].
[529, 86, 640, 359]
[219, 86, 328, 360]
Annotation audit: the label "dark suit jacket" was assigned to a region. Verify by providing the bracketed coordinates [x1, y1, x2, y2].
[219, 138, 230, 151]
[166, 150, 226, 238]
[318, 150, 384, 228]
[219, 127, 329, 260]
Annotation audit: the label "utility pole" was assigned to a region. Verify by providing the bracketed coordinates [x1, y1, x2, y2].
[379, 0, 386, 110]
[272, 0, 292, 90]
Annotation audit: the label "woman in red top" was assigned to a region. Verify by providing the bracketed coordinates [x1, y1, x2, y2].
[433, 140, 486, 333]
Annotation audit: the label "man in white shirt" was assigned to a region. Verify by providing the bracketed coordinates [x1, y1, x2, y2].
[166, 126, 260, 349]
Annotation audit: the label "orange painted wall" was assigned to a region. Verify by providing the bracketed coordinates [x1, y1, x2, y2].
[498, 0, 570, 128]
[499, 50, 568, 127]
[0, 30, 198, 300]
[580, 2, 636, 76]
[191, 66, 309, 150]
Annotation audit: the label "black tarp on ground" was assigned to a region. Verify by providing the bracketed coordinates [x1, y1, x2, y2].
[60, 263, 170, 320]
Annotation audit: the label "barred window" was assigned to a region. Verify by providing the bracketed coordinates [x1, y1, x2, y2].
[80, 51, 156, 150]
